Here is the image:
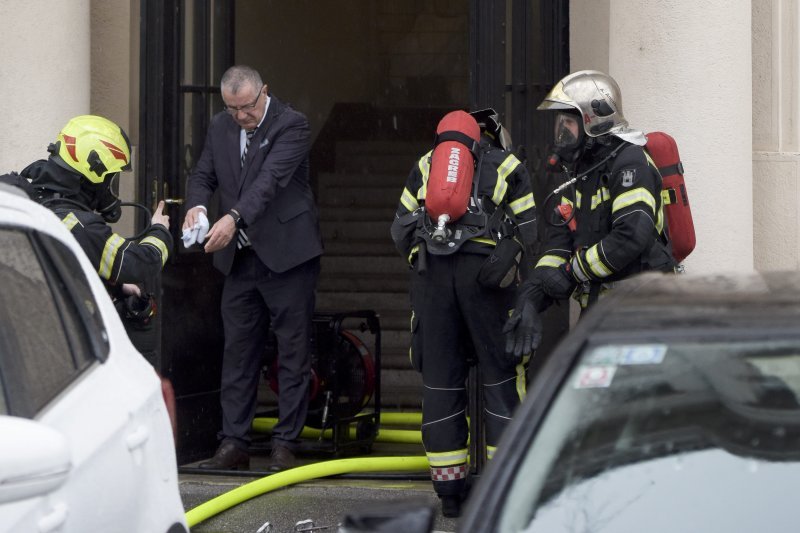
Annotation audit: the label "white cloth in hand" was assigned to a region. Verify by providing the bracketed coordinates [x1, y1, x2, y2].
[181, 211, 210, 248]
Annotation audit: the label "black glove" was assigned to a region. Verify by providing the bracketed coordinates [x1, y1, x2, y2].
[538, 262, 577, 300]
[502, 299, 543, 361]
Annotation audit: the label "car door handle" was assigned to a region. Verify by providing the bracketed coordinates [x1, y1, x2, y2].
[126, 425, 150, 451]
[38, 503, 68, 532]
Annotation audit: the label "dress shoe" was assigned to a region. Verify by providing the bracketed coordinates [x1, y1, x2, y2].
[198, 442, 250, 470]
[265, 444, 295, 472]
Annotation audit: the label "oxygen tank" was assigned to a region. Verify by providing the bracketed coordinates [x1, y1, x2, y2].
[644, 131, 696, 263]
[425, 110, 481, 242]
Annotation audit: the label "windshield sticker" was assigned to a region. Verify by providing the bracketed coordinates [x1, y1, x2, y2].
[574, 365, 617, 389]
[586, 344, 667, 366]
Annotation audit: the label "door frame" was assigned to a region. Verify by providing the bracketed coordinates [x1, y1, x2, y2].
[139, 0, 235, 463]
[139, 0, 568, 464]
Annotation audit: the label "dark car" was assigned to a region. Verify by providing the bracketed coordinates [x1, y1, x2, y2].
[458, 271, 800, 532]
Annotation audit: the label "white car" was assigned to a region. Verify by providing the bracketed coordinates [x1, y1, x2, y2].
[0, 185, 187, 533]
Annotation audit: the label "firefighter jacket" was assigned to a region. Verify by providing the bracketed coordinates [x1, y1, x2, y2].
[533, 139, 674, 308]
[9, 159, 173, 285]
[53, 204, 172, 285]
[391, 138, 537, 263]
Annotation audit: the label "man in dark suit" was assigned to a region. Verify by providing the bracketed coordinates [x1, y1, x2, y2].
[183, 65, 323, 471]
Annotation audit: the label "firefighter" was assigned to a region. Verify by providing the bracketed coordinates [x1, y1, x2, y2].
[2, 115, 172, 364]
[504, 70, 675, 358]
[390, 109, 537, 518]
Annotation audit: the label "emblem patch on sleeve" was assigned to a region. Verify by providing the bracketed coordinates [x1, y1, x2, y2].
[620, 168, 636, 187]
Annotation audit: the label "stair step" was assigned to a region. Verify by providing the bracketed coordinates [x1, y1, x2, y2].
[374, 308, 412, 331]
[309, 134, 430, 413]
[381, 367, 421, 390]
[317, 186, 400, 208]
[321, 255, 407, 276]
[322, 239, 399, 257]
[318, 271, 409, 292]
[321, 220, 393, 241]
[319, 205, 397, 222]
[335, 140, 430, 157]
[318, 172, 407, 190]
[335, 154, 416, 175]
[316, 291, 409, 315]
[380, 351, 413, 371]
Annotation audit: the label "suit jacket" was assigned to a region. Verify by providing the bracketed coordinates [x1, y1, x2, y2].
[186, 95, 323, 275]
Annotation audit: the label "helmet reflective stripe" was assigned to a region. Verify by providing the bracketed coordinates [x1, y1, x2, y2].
[140, 236, 170, 266]
[426, 449, 469, 467]
[52, 115, 132, 184]
[98, 233, 126, 280]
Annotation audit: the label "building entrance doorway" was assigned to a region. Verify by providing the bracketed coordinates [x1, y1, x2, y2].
[140, 0, 568, 463]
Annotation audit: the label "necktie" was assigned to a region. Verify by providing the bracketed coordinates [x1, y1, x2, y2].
[237, 129, 255, 249]
[241, 129, 255, 167]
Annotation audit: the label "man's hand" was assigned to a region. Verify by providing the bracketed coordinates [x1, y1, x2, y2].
[182, 206, 206, 232]
[121, 283, 142, 297]
[203, 214, 237, 253]
[151, 200, 170, 229]
[502, 300, 543, 361]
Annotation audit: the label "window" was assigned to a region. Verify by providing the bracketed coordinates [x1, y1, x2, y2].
[498, 338, 800, 533]
[38, 233, 110, 363]
[0, 228, 106, 417]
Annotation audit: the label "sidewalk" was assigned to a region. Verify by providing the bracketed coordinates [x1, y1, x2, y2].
[180, 475, 458, 532]
[179, 441, 459, 532]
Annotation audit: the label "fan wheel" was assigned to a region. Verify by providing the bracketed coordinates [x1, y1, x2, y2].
[266, 328, 375, 429]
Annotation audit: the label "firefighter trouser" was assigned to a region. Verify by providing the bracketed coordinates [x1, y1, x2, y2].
[410, 252, 526, 497]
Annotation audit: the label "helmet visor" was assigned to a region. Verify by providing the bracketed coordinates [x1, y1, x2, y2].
[554, 112, 582, 150]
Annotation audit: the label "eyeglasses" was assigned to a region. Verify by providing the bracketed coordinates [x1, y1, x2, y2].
[223, 84, 265, 115]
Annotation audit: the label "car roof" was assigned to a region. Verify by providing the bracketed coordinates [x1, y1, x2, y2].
[578, 270, 800, 336]
[0, 185, 71, 239]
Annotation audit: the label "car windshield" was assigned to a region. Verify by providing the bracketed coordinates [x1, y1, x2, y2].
[499, 338, 800, 533]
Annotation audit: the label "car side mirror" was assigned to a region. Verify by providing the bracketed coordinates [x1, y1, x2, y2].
[0, 416, 71, 503]
[338, 500, 435, 533]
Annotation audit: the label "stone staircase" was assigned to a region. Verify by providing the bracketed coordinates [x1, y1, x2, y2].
[315, 139, 431, 411]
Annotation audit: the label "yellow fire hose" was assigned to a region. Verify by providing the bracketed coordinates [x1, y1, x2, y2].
[377, 412, 422, 426]
[251, 417, 423, 444]
[185, 413, 430, 526]
[185, 455, 430, 528]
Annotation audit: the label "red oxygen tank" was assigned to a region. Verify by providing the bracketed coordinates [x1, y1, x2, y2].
[645, 131, 696, 263]
[425, 110, 481, 235]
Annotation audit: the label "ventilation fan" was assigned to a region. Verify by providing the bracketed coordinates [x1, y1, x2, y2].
[262, 311, 381, 452]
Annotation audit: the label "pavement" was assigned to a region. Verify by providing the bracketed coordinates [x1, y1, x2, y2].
[179, 441, 460, 533]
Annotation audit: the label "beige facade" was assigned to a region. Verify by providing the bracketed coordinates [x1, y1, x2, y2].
[572, 0, 756, 273]
[1, 0, 797, 272]
[0, 1, 91, 171]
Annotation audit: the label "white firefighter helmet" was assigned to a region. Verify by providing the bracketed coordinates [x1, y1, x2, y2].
[538, 70, 646, 145]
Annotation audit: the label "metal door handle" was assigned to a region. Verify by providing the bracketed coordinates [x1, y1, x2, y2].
[164, 198, 184, 205]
